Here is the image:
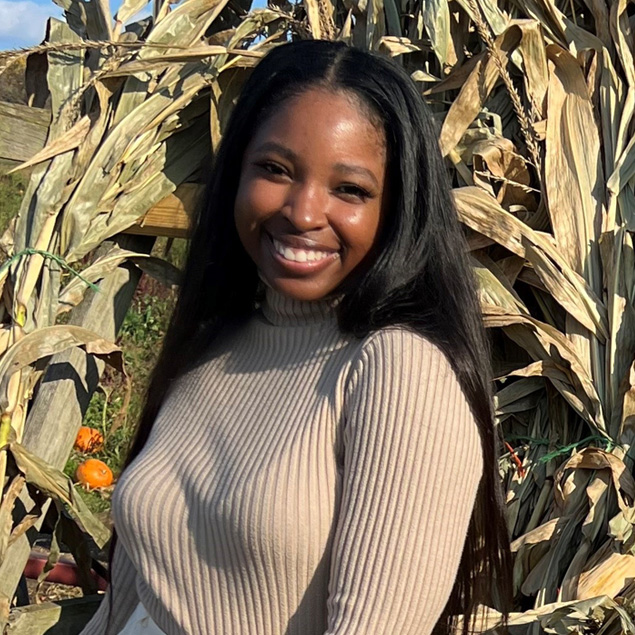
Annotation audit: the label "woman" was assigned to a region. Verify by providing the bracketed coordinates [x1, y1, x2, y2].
[82, 39, 512, 635]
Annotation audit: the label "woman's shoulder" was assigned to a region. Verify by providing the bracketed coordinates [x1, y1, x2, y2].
[352, 325, 455, 380]
[343, 325, 482, 460]
[346, 325, 477, 424]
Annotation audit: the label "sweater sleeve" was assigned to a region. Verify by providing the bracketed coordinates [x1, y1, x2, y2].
[80, 539, 140, 635]
[325, 328, 484, 635]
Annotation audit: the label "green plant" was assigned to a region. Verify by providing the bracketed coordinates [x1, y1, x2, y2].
[0, 173, 27, 235]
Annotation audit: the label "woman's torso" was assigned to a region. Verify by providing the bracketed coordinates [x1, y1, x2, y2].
[113, 294, 359, 634]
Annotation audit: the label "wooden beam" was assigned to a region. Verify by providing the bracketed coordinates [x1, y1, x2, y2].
[0, 101, 49, 167]
[7, 595, 102, 635]
[0, 235, 154, 605]
[125, 183, 203, 238]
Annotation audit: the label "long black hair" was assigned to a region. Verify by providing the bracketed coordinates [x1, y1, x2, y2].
[112, 40, 512, 633]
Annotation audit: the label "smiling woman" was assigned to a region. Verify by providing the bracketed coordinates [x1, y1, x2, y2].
[234, 89, 386, 301]
[81, 40, 512, 635]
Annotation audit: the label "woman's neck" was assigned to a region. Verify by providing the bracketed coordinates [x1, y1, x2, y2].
[259, 285, 342, 327]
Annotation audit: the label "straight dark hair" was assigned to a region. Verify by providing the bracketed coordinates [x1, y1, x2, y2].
[110, 40, 512, 633]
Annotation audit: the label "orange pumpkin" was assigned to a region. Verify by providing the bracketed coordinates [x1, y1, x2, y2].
[75, 459, 113, 489]
[74, 426, 104, 454]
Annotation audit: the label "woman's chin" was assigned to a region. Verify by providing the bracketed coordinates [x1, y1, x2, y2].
[264, 277, 337, 302]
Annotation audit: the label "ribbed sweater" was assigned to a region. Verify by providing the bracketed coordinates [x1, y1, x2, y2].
[81, 288, 484, 635]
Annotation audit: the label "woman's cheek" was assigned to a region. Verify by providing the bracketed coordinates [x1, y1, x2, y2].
[237, 180, 289, 226]
[334, 204, 382, 257]
[257, 182, 290, 215]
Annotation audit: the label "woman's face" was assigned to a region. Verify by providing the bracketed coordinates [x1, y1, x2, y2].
[234, 87, 388, 302]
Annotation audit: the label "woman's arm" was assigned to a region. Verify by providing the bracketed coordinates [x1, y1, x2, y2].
[80, 539, 140, 635]
[325, 328, 484, 635]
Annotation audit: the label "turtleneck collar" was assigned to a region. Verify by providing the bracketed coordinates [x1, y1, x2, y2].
[260, 285, 342, 327]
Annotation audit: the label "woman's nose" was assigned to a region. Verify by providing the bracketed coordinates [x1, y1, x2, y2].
[281, 182, 328, 231]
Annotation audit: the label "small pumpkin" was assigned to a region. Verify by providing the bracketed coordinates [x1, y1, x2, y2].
[74, 426, 104, 454]
[75, 459, 113, 490]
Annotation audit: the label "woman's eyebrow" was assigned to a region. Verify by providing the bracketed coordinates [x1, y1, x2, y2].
[252, 141, 297, 162]
[333, 163, 379, 188]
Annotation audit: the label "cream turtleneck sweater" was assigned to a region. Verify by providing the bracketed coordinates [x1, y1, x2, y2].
[81, 288, 483, 635]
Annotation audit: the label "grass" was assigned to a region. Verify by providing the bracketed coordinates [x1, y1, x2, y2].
[0, 172, 27, 231]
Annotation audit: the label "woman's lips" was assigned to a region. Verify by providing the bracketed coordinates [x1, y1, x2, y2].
[264, 233, 339, 274]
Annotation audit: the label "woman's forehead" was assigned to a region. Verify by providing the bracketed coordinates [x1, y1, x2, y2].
[247, 88, 387, 169]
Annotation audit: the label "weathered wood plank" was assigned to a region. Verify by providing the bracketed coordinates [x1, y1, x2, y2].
[0, 234, 154, 604]
[126, 183, 202, 238]
[7, 595, 102, 635]
[0, 101, 49, 166]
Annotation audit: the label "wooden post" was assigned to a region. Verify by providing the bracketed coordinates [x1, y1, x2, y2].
[0, 234, 154, 604]
[0, 102, 49, 168]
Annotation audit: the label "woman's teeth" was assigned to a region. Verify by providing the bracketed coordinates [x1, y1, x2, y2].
[272, 238, 333, 263]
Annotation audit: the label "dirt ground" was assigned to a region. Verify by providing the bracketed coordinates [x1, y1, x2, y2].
[26, 578, 84, 604]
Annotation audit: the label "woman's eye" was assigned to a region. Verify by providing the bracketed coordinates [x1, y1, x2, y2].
[257, 161, 288, 177]
[337, 184, 371, 201]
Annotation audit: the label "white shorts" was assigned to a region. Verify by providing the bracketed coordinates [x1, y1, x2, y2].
[119, 603, 166, 634]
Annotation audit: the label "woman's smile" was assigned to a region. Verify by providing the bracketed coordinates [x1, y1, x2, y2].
[268, 233, 339, 270]
[234, 87, 388, 301]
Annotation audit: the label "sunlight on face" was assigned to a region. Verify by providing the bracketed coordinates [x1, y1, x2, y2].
[234, 88, 388, 302]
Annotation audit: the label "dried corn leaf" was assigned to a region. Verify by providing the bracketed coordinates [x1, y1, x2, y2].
[7, 116, 91, 174]
[577, 549, 635, 600]
[114, 0, 231, 124]
[607, 134, 635, 200]
[419, 0, 451, 66]
[58, 246, 180, 312]
[455, 188, 608, 341]
[598, 49, 623, 181]
[0, 325, 121, 409]
[605, 229, 635, 437]
[620, 361, 635, 445]
[471, 253, 529, 314]
[13, 20, 84, 255]
[483, 306, 608, 436]
[72, 116, 209, 259]
[9, 440, 109, 547]
[424, 52, 482, 96]
[517, 19, 549, 119]
[471, 595, 635, 632]
[115, 0, 150, 28]
[304, 0, 325, 39]
[544, 44, 604, 293]
[0, 476, 26, 563]
[61, 67, 210, 260]
[512, 517, 562, 553]
[378, 36, 420, 56]
[495, 377, 544, 415]
[611, 0, 635, 165]
[53, 0, 112, 40]
[554, 448, 635, 512]
[439, 25, 522, 156]
[130, 256, 181, 288]
[525, 242, 608, 341]
[102, 46, 261, 77]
